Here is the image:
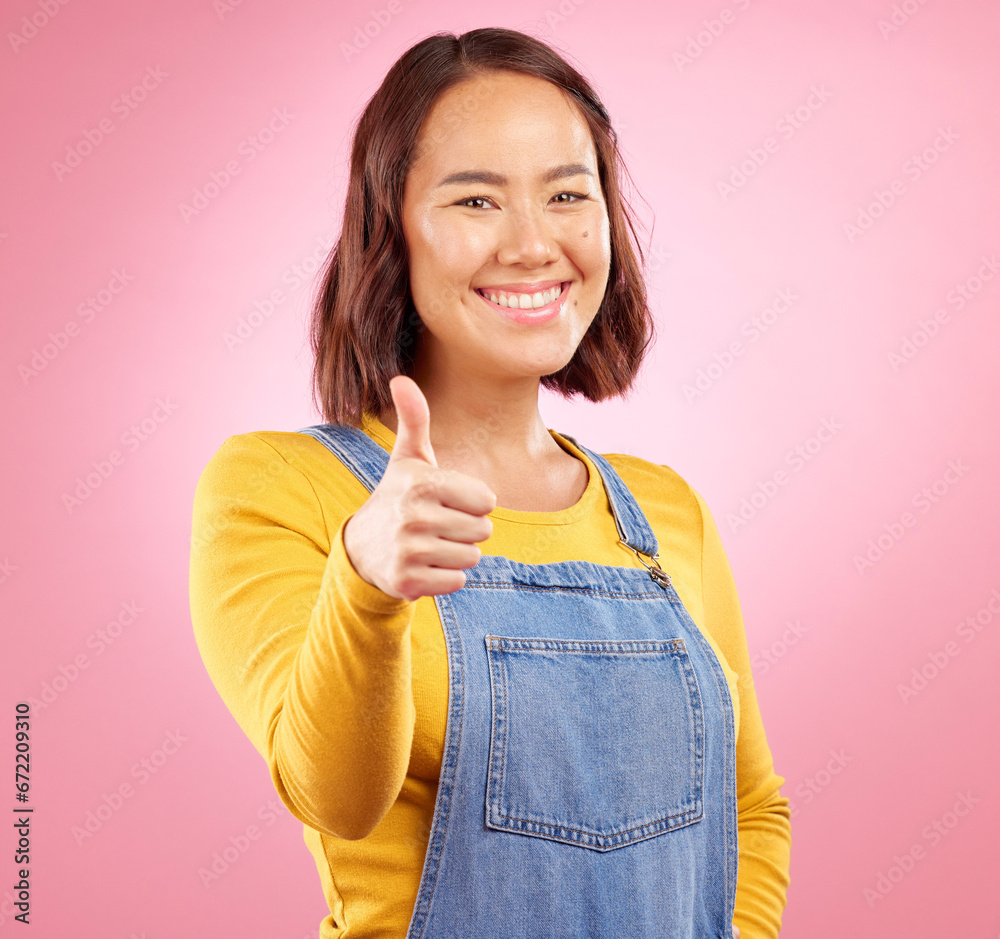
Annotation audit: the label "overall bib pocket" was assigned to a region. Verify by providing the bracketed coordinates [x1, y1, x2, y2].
[484, 635, 706, 852]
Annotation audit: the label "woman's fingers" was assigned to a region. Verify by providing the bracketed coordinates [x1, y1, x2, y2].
[403, 537, 483, 570]
[398, 463, 497, 515]
[401, 502, 493, 544]
[388, 375, 438, 468]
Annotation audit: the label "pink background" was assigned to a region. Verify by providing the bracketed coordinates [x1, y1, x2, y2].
[2, 0, 998, 936]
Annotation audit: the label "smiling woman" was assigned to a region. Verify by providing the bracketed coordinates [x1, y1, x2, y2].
[190, 26, 790, 939]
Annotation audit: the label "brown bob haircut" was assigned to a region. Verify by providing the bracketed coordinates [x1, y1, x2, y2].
[310, 26, 654, 428]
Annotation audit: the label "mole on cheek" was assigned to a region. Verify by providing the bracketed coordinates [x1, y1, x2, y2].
[582, 230, 589, 238]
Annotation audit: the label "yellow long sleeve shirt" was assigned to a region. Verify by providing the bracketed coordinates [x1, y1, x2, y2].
[189, 413, 791, 938]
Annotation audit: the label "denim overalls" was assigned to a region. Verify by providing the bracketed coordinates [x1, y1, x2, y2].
[299, 422, 739, 939]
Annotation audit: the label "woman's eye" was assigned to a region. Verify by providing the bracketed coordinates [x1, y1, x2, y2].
[456, 192, 588, 209]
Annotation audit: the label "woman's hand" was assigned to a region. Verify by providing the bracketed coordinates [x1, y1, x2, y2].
[732, 926, 740, 938]
[342, 375, 497, 601]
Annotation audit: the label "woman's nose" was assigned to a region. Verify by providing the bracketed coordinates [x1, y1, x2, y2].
[496, 207, 558, 267]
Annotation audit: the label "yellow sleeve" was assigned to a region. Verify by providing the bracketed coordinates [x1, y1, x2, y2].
[694, 488, 792, 938]
[188, 432, 416, 840]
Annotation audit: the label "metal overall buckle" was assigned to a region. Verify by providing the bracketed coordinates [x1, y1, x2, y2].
[620, 539, 672, 589]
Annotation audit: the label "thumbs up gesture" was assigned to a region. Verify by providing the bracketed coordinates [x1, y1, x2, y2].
[342, 376, 498, 601]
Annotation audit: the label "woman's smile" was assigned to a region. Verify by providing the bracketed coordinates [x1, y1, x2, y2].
[474, 280, 571, 324]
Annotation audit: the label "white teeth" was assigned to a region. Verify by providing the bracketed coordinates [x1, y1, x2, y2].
[480, 284, 563, 309]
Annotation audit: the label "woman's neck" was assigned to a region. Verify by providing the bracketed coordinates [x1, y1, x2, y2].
[376, 374, 561, 472]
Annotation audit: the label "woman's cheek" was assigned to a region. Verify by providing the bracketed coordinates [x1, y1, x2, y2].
[571, 210, 611, 276]
[457, 224, 497, 266]
[422, 215, 487, 266]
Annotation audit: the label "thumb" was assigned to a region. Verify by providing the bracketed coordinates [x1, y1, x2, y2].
[388, 375, 437, 466]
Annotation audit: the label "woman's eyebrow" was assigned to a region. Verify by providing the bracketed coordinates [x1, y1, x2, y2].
[434, 163, 594, 188]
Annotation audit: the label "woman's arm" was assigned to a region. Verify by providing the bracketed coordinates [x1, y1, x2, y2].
[189, 432, 416, 839]
[694, 488, 792, 938]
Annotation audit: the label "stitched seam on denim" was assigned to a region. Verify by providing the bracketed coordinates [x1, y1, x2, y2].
[694, 490, 739, 921]
[485, 641, 499, 831]
[494, 807, 702, 838]
[461, 581, 671, 600]
[692, 622, 736, 914]
[408, 597, 464, 939]
[674, 500, 739, 922]
[500, 643, 509, 830]
[493, 640, 686, 654]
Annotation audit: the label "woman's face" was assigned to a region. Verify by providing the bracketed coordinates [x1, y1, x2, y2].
[401, 71, 612, 389]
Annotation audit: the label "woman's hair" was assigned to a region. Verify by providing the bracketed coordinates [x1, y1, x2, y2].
[310, 27, 654, 427]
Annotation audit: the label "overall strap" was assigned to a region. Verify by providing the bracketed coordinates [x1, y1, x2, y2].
[297, 423, 388, 493]
[557, 434, 666, 586]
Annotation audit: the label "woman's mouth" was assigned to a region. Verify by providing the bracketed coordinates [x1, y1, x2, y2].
[474, 282, 569, 325]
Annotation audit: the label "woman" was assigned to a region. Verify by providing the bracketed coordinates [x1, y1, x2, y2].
[190, 27, 790, 939]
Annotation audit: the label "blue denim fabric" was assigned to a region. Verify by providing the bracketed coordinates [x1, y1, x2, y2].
[299, 423, 738, 939]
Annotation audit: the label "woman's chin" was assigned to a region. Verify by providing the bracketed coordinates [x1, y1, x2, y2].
[510, 349, 580, 381]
